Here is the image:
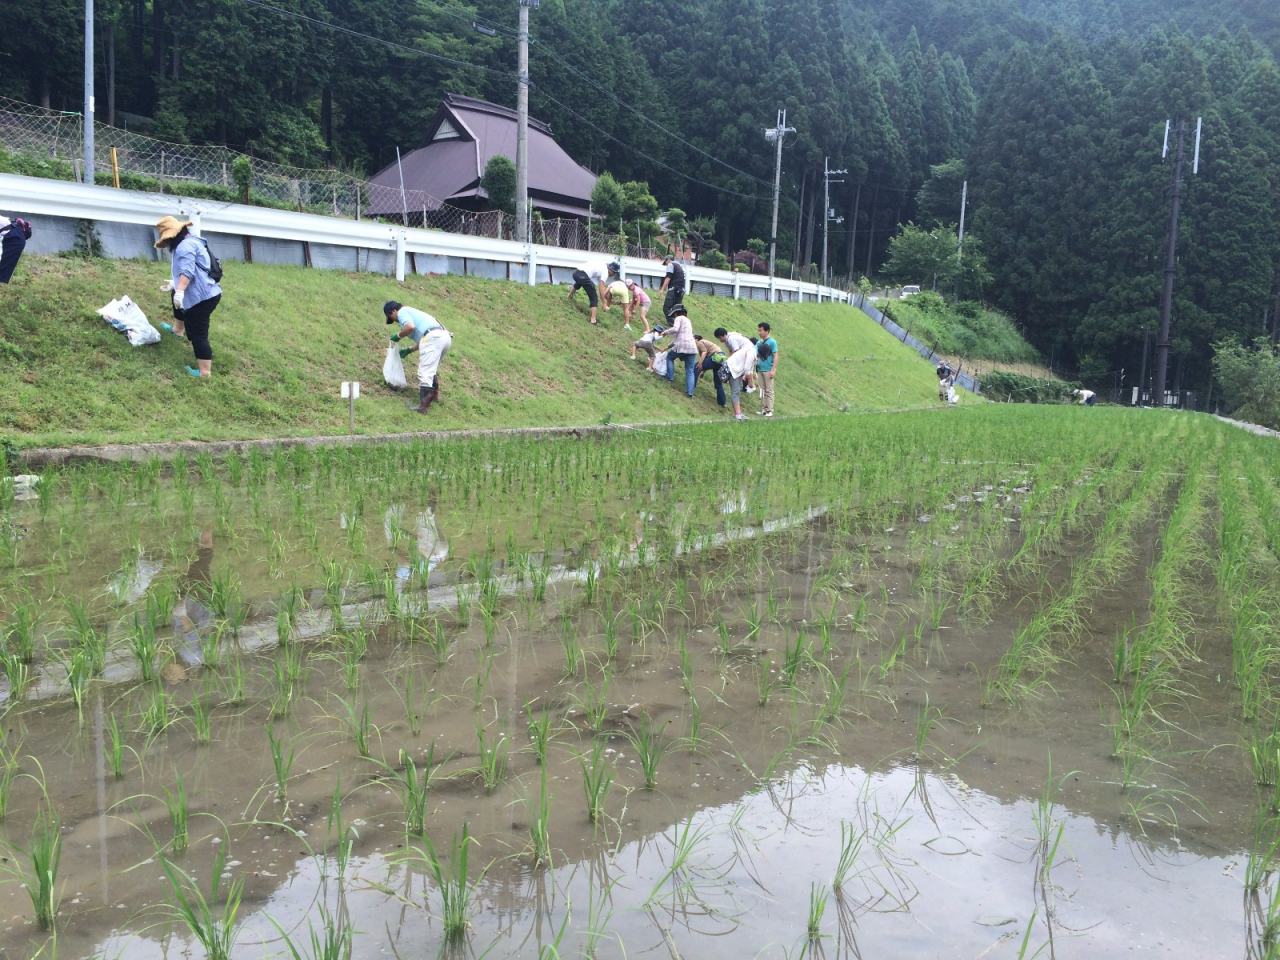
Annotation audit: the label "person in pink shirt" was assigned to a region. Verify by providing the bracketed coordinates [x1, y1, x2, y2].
[624, 279, 652, 332]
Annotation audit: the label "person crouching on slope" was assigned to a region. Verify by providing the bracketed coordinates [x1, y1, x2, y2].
[386, 300, 452, 414]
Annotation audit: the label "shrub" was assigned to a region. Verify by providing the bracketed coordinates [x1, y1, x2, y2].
[699, 249, 728, 271]
[1213, 337, 1280, 429]
[480, 155, 516, 214]
[980, 371, 1079, 403]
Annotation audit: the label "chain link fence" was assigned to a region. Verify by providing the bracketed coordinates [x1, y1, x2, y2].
[0, 96, 660, 259]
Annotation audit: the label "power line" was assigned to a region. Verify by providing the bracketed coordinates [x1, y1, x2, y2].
[532, 90, 765, 201]
[530, 42, 776, 189]
[420, 0, 517, 38]
[233, 0, 515, 79]
[429, 0, 777, 189]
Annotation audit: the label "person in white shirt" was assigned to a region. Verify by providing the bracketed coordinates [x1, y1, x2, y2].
[568, 259, 619, 324]
[1072, 388, 1096, 406]
[715, 326, 755, 420]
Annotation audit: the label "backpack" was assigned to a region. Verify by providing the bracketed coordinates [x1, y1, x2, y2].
[2, 217, 31, 240]
[199, 238, 224, 283]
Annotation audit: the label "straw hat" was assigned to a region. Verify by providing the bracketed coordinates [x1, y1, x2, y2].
[153, 215, 192, 248]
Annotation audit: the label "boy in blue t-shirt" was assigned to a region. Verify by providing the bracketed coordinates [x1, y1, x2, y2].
[755, 322, 779, 416]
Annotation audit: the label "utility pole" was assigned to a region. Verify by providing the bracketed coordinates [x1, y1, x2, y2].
[514, 0, 537, 243]
[764, 109, 795, 302]
[84, 0, 95, 182]
[822, 157, 846, 286]
[1137, 319, 1150, 406]
[954, 179, 968, 303]
[1154, 117, 1201, 408]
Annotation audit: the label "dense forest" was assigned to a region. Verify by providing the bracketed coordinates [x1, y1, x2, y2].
[3, 0, 1280, 390]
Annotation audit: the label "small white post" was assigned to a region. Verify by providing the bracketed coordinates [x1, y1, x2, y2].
[394, 232, 406, 282]
[341, 381, 360, 433]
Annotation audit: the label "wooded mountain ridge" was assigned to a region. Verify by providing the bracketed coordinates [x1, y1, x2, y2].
[3, 0, 1279, 391]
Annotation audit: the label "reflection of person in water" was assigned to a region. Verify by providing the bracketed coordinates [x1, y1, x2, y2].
[173, 529, 214, 666]
[386, 504, 450, 588]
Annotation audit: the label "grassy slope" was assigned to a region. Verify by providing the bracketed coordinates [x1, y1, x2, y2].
[0, 256, 960, 447]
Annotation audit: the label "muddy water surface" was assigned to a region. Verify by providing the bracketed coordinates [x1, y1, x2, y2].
[0, 463, 1261, 960]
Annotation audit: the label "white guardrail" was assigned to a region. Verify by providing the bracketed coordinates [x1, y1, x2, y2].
[0, 173, 855, 306]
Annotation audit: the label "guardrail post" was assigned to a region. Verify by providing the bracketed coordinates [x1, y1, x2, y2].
[732, 270, 740, 301]
[394, 231, 406, 282]
[527, 243, 537, 286]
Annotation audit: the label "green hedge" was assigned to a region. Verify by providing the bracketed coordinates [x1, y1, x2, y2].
[980, 370, 1081, 403]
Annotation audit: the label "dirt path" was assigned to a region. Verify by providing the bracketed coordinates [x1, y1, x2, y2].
[1215, 413, 1280, 438]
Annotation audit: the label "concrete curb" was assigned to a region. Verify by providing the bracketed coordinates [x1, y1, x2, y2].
[15, 423, 638, 468]
[13, 403, 951, 469]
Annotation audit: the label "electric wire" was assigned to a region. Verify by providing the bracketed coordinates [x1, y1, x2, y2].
[531, 41, 777, 190]
[422, 0, 776, 189]
[234, 0, 913, 205]
[234, 0, 516, 79]
[531, 90, 765, 201]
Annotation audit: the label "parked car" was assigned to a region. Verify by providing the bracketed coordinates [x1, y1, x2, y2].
[900, 285, 921, 297]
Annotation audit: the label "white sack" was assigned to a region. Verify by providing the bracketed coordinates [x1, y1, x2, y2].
[97, 296, 160, 346]
[383, 345, 408, 389]
[652, 350, 670, 378]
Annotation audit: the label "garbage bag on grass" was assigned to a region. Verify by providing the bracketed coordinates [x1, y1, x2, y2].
[97, 296, 160, 346]
[652, 350, 670, 378]
[383, 344, 408, 389]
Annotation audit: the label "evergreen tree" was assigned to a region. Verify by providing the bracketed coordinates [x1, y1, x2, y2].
[968, 36, 1110, 357]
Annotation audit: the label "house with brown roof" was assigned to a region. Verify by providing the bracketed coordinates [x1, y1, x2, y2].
[367, 94, 597, 220]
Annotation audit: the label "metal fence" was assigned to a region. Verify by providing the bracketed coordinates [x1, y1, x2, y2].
[0, 95, 661, 259]
[853, 295, 983, 395]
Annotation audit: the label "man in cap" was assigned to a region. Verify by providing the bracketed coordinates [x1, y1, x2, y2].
[657, 255, 686, 319]
[386, 300, 452, 414]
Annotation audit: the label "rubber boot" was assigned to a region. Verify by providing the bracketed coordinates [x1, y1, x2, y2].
[432, 375, 441, 405]
[417, 384, 436, 414]
[407, 384, 430, 412]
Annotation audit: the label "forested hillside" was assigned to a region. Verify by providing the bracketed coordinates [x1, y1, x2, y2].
[3, 0, 1279, 393]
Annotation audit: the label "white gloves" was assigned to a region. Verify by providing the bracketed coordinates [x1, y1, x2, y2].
[160, 279, 174, 293]
[172, 288, 186, 310]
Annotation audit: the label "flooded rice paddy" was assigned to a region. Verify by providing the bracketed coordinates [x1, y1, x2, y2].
[1, 407, 1278, 959]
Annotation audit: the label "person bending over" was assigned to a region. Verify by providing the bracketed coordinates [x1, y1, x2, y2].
[714, 326, 756, 420]
[387, 300, 453, 414]
[0, 215, 32, 284]
[155, 216, 221, 378]
[568, 259, 618, 325]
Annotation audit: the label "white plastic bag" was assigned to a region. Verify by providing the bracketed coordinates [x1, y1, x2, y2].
[652, 350, 670, 378]
[383, 345, 408, 389]
[97, 296, 160, 346]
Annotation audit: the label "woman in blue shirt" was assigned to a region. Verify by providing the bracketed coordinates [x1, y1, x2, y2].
[155, 216, 222, 378]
